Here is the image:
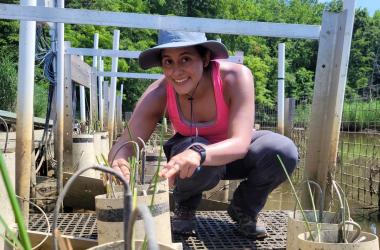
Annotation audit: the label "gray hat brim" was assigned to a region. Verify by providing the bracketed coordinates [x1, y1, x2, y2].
[139, 40, 228, 70]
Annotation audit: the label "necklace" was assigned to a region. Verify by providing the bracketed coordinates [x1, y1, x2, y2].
[187, 80, 201, 142]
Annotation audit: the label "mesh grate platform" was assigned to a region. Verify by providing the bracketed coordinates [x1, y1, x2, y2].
[29, 210, 289, 249]
[29, 213, 97, 240]
[172, 210, 289, 250]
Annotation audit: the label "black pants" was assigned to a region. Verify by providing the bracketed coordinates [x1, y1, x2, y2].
[163, 130, 298, 218]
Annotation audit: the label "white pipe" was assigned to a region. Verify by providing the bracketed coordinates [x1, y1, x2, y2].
[107, 30, 120, 144]
[92, 33, 99, 68]
[119, 84, 124, 131]
[92, 33, 99, 127]
[15, 0, 37, 221]
[79, 56, 86, 122]
[277, 43, 285, 135]
[98, 57, 104, 130]
[56, 0, 65, 195]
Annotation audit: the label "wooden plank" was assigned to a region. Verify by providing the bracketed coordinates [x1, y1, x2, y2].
[90, 67, 98, 128]
[0, 4, 321, 40]
[0, 110, 53, 126]
[304, 6, 355, 208]
[71, 55, 91, 88]
[63, 44, 73, 174]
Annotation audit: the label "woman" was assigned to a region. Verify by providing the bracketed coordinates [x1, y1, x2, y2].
[109, 30, 298, 238]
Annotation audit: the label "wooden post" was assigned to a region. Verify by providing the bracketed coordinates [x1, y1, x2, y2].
[63, 41, 73, 174]
[303, 1, 355, 209]
[284, 98, 295, 138]
[90, 67, 98, 130]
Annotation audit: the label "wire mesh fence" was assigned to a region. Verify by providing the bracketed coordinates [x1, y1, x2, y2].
[338, 86, 380, 207]
[255, 103, 277, 132]
[255, 85, 380, 209]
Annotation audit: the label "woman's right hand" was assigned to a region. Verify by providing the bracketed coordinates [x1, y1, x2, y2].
[111, 158, 131, 182]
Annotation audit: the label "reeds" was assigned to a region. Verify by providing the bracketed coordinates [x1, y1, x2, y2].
[0, 151, 32, 249]
[276, 154, 316, 241]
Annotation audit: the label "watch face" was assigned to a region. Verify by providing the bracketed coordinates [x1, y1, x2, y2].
[191, 144, 205, 153]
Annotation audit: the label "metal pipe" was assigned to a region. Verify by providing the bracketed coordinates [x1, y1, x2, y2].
[277, 43, 285, 135]
[56, 0, 65, 197]
[107, 30, 120, 145]
[98, 58, 104, 130]
[51, 165, 132, 250]
[15, 0, 37, 222]
[92, 33, 99, 129]
[127, 205, 159, 250]
[79, 56, 86, 123]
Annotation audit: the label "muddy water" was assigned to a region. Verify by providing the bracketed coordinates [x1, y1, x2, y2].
[264, 181, 380, 238]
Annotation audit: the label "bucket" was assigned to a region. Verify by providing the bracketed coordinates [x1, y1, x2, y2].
[142, 153, 165, 183]
[87, 240, 176, 250]
[287, 210, 345, 250]
[93, 132, 109, 159]
[72, 134, 99, 179]
[95, 184, 171, 246]
[297, 230, 379, 250]
[0, 151, 16, 250]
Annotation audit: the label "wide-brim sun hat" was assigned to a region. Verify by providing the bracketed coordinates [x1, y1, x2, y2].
[139, 30, 229, 70]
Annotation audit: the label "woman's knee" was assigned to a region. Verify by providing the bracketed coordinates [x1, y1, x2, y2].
[273, 136, 298, 173]
[247, 132, 298, 180]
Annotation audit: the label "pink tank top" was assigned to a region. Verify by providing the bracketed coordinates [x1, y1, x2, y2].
[166, 61, 229, 143]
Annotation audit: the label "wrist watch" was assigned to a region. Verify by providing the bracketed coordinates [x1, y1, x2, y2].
[189, 144, 206, 165]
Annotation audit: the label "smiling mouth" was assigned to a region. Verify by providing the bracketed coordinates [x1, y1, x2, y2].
[174, 78, 188, 83]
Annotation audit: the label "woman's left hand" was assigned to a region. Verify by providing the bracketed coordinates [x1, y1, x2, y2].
[159, 149, 201, 187]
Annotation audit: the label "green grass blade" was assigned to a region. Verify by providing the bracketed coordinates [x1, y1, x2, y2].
[0, 151, 32, 249]
[0, 215, 23, 249]
[306, 182, 320, 242]
[276, 154, 315, 241]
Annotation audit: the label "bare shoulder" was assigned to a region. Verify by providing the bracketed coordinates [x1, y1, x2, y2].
[217, 61, 254, 98]
[135, 77, 167, 117]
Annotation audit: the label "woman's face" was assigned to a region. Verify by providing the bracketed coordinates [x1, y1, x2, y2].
[161, 46, 207, 96]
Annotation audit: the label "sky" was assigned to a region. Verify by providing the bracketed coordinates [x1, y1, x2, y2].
[319, 0, 379, 16]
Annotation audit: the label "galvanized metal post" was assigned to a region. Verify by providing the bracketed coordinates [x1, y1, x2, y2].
[303, 0, 356, 209]
[56, 0, 65, 196]
[277, 43, 285, 135]
[107, 30, 120, 145]
[15, 0, 37, 221]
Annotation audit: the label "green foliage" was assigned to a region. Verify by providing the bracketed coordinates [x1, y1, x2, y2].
[0, 0, 379, 112]
[0, 50, 17, 112]
[342, 99, 380, 131]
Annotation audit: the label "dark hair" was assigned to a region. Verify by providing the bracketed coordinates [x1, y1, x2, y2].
[159, 45, 211, 69]
[194, 45, 209, 58]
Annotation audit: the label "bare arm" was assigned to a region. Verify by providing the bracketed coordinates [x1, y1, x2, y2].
[202, 62, 255, 165]
[108, 79, 166, 179]
[161, 62, 255, 181]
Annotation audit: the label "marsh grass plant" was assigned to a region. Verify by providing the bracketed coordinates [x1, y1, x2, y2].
[277, 154, 359, 244]
[0, 151, 32, 250]
[293, 99, 380, 131]
[98, 116, 168, 249]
